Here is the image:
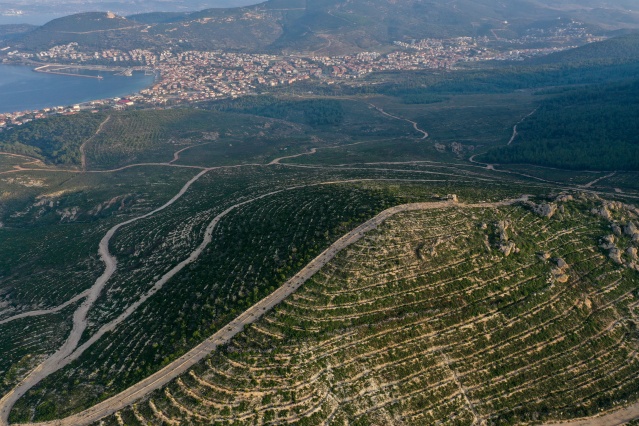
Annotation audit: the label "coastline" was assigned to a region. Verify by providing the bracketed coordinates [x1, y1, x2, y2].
[34, 65, 105, 80]
[0, 63, 156, 116]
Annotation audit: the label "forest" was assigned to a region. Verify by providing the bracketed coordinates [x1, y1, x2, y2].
[0, 113, 103, 165]
[482, 79, 639, 171]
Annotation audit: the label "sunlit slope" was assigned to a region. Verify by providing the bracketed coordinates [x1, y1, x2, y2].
[99, 194, 639, 425]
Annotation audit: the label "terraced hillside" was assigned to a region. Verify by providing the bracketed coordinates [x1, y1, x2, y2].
[95, 194, 639, 425]
[2, 75, 639, 426]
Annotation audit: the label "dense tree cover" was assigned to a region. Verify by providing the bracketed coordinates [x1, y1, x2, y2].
[208, 96, 345, 127]
[423, 61, 639, 94]
[482, 79, 639, 170]
[0, 113, 104, 165]
[533, 33, 639, 66]
[277, 61, 639, 102]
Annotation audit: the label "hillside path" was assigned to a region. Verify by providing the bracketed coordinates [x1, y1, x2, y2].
[14, 196, 528, 426]
[80, 115, 111, 172]
[369, 103, 429, 139]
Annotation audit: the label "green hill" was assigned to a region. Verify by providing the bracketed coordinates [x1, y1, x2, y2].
[5, 0, 639, 54]
[482, 79, 639, 171]
[534, 32, 639, 65]
[0, 24, 36, 42]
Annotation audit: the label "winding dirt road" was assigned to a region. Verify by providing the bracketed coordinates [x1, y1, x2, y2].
[582, 172, 617, 189]
[6, 196, 531, 426]
[507, 108, 537, 146]
[0, 291, 89, 326]
[269, 148, 318, 165]
[369, 103, 429, 139]
[0, 152, 45, 167]
[0, 168, 210, 425]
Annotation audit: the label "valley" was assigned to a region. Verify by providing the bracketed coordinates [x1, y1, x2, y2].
[0, 1, 638, 425]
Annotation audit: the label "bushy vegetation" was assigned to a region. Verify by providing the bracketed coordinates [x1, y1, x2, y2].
[97, 195, 639, 425]
[8, 176, 429, 421]
[209, 97, 345, 127]
[84, 108, 303, 169]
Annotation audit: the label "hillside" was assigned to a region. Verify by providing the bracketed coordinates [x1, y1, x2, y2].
[0, 24, 36, 43]
[6, 12, 153, 52]
[1, 70, 639, 425]
[534, 32, 639, 65]
[39, 193, 639, 425]
[5, 0, 639, 54]
[482, 79, 639, 171]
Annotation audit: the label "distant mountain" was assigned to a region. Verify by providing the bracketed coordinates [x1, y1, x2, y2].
[4, 0, 639, 54]
[5, 12, 152, 52]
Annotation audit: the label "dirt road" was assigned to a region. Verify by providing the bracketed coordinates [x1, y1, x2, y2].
[0, 168, 210, 426]
[507, 108, 537, 146]
[369, 103, 429, 139]
[269, 148, 317, 165]
[80, 115, 111, 172]
[543, 404, 639, 426]
[0, 291, 88, 326]
[13, 197, 535, 426]
[582, 172, 617, 188]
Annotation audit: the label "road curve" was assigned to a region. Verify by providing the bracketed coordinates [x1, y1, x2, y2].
[507, 108, 537, 146]
[0, 291, 88, 326]
[369, 103, 429, 139]
[269, 148, 318, 165]
[0, 168, 210, 426]
[17, 197, 533, 426]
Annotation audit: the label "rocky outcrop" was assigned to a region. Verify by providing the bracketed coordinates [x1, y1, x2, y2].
[591, 205, 612, 220]
[591, 201, 624, 221]
[495, 220, 519, 257]
[500, 241, 517, 257]
[537, 251, 551, 261]
[600, 234, 616, 249]
[609, 247, 623, 265]
[611, 224, 622, 236]
[497, 220, 509, 241]
[624, 222, 639, 242]
[533, 203, 558, 219]
[628, 247, 639, 271]
[551, 257, 570, 283]
[600, 235, 624, 265]
[555, 194, 573, 203]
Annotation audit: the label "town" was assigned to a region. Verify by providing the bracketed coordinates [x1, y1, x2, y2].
[0, 22, 604, 128]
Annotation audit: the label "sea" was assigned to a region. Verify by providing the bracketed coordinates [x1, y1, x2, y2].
[0, 64, 155, 114]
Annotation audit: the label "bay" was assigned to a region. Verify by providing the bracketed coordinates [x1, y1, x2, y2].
[0, 64, 155, 114]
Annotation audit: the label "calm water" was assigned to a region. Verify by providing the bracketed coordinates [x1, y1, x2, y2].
[0, 64, 155, 114]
